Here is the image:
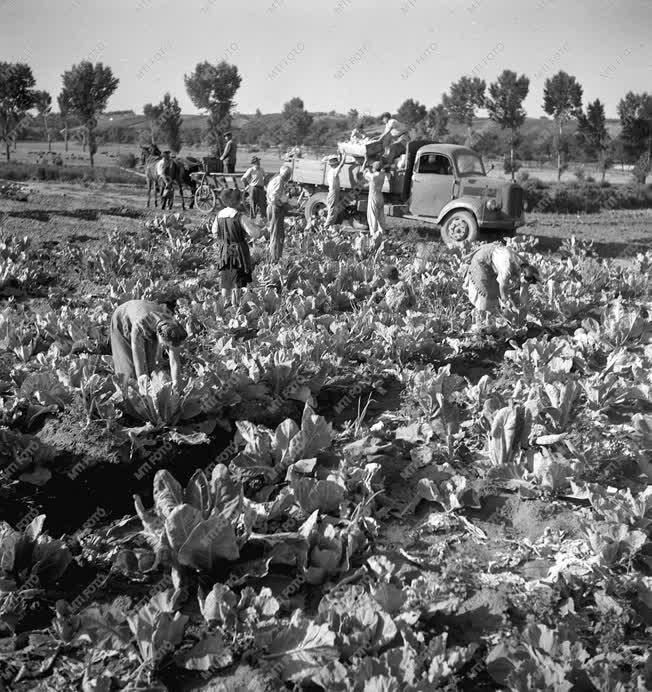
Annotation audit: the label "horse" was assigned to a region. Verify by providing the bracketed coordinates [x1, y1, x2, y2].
[141, 145, 200, 211]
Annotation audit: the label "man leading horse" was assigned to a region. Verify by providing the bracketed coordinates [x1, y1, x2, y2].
[141, 145, 200, 211]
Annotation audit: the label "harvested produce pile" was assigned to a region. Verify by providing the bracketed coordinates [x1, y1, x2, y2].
[0, 213, 650, 691]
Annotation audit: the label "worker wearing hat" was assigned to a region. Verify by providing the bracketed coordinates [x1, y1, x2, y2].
[220, 132, 237, 173]
[241, 155, 266, 219]
[324, 152, 346, 229]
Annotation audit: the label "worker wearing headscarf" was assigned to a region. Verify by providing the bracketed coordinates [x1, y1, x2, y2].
[211, 188, 263, 306]
[464, 241, 539, 330]
[266, 164, 292, 262]
[110, 298, 187, 386]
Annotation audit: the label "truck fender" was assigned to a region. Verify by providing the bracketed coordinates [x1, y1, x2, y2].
[436, 199, 481, 225]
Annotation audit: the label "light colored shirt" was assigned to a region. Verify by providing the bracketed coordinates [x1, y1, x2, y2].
[327, 168, 341, 193]
[266, 175, 288, 206]
[492, 245, 521, 287]
[241, 166, 265, 188]
[381, 118, 410, 144]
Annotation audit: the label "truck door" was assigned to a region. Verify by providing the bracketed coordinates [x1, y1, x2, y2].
[409, 153, 455, 217]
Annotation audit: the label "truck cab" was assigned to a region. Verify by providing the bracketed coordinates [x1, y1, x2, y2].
[294, 141, 525, 246]
[388, 141, 526, 245]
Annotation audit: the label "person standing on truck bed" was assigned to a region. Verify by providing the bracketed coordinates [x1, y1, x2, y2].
[221, 132, 237, 173]
[241, 156, 266, 220]
[376, 112, 410, 167]
[464, 241, 539, 332]
[266, 165, 292, 262]
[324, 153, 346, 228]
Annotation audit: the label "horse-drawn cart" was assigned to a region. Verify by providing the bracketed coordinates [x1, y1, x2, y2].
[190, 168, 247, 214]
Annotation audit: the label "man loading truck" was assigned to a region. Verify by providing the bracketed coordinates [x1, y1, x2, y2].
[375, 112, 410, 168]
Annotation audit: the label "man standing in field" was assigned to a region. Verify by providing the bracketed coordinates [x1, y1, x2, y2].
[266, 164, 292, 262]
[241, 156, 266, 219]
[324, 153, 346, 228]
[155, 150, 174, 208]
[221, 132, 237, 173]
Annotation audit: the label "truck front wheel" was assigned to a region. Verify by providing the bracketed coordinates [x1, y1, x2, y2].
[440, 210, 478, 246]
[304, 192, 329, 223]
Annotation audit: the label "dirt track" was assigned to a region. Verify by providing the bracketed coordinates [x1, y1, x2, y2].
[1, 180, 651, 259]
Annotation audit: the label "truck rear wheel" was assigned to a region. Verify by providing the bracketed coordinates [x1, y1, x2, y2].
[440, 210, 478, 246]
[304, 192, 328, 223]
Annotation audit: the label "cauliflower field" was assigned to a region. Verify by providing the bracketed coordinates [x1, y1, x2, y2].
[0, 211, 650, 692]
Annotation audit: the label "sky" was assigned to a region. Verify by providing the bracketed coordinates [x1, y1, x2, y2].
[1, 0, 650, 119]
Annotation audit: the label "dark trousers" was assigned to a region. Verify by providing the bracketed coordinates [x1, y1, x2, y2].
[224, 160, 235, 173]
[249, 186, 266, 218]
[267, 203, 286, 262]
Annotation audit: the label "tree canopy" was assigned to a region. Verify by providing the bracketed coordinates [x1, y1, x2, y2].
[61, 61, 119, 166]
[0, 62, 38, 161]
[184, 60, 241, 154]
[442, 76, 486, 139]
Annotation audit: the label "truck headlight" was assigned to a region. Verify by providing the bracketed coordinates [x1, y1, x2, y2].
[486, 199, 499, 211]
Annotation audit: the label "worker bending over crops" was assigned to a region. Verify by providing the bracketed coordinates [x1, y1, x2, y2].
[464, 241, 539, 331]
[110, 298, 187, 387]
[363, 159, 387, 240]
[240, 156, 266, 220]
[266, 165, 292, 262]
[324, 153, 346, 228]
[211, 188, 263, 306]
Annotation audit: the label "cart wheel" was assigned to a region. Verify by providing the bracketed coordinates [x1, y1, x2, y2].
[195, 184, 216, 214]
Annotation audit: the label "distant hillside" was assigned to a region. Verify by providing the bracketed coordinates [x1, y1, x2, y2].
[95, 111, 622, 139]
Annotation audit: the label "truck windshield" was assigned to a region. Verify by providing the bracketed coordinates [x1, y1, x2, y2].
[455, 153, 485, 176]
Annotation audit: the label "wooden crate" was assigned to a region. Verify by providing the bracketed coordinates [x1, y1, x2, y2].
[338, 140, 384, 158]
[291, 158, 327, 186]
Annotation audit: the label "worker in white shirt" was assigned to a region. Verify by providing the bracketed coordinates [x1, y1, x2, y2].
[376, 112, 410, 167]
[266, 165, 292, 262]
[324, 153, 346, 228]
[241, 156, 266, 219]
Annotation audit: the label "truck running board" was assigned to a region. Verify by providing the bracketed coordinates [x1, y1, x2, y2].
[401, 214, 440, 226]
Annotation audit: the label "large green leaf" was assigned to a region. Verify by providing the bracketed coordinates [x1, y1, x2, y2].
[285, 405, 333, 464]
[184, 469, 212, 518]
[273, 419, 300, 463]
[292, 478, 345, 515]
[31, 537, 72, 584]
[152, 470, 184, 520]
[261, 611, 337, 682]
[175, 632, 233, 671]
[198, 583, 238, 625]
[177, 515, 240, 572]
[164, 504, 203, 553]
